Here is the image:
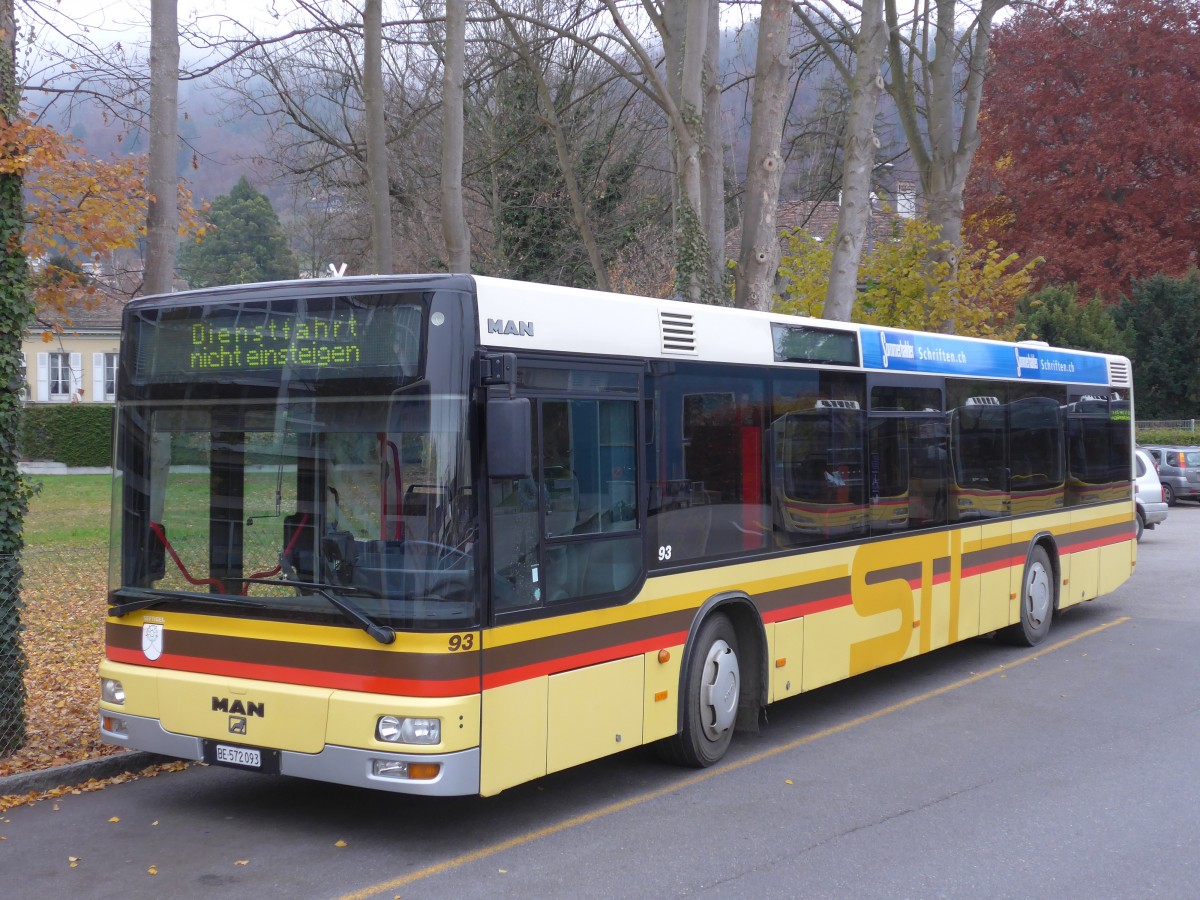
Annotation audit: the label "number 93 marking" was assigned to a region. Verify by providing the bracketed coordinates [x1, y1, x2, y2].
[448, 633, 475, 652]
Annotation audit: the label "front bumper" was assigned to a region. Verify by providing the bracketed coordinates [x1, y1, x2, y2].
[100, 712, 481, 796]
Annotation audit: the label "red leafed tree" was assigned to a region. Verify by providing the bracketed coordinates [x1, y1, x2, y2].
[966, 0, 1200, 301]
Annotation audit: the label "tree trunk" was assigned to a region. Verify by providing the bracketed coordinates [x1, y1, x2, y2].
[363, 0, 394, 274]
[673, 0, 713, 303]
[0, 0, 32, 756]
[144, 0, 179, 296]
[823, 0, 889, 321]
[734, 0, 792, 312]
[441, 0, 470, 273]
[701, 0, 726, 300]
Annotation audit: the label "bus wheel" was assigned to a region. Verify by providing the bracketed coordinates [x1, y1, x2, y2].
[658, 613, 740, 768]
[999, 545, 1054, 646]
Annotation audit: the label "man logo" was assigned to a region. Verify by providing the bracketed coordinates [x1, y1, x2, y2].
[487, 318, 534, 337]
[141, 623, 164, 661]
[228, 716, 248, 735]
[212, 697, 266, 717]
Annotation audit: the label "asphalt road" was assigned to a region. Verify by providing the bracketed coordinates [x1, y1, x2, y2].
[4, 506, 1199, 899]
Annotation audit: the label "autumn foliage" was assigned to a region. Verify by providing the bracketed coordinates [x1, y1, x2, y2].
[0, 117, 203, 324]
[774, 217, 1038, 339]
[967, 0, 1200, 301]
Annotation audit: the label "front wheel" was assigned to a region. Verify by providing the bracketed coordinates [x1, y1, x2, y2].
[998, 545, 1054, 646]
[657, 613, 740, 767]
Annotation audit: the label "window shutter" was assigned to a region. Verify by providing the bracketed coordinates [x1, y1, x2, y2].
[93, 353, 106, 402]
[37, 352, 49, 401]
[69, 352, 83, 398]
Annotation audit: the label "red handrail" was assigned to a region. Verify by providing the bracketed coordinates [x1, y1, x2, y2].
[149, 521, 227, 594]
[242, 512, 311, 591]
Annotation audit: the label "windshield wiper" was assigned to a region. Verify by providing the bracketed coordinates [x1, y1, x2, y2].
[242, 577, 396, 645]
[109, 588, 270, 618]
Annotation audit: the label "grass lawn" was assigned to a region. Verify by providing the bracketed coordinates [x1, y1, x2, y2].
[23, 474, 113, 550]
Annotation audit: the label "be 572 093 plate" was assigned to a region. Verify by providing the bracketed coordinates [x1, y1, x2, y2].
[202, 740, 281, 774]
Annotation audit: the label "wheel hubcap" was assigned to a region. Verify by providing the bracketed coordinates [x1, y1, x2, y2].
[700, 639, 739, 741]
[1026, 562, 1051, 627]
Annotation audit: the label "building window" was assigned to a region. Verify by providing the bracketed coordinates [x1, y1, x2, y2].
[49, 352, 72, 399]
[104, 352, 118, 400]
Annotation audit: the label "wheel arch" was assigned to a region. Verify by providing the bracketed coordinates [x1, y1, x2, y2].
[1024, 530, 1061, 612]
[675, 591, 769, 735]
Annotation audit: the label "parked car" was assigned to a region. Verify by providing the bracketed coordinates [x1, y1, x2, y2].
[1140, 445, 1200, 505]
[1134, 448, 1168, 540]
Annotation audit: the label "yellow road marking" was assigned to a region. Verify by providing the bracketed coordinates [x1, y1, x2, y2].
[340, 616, 1129, 900]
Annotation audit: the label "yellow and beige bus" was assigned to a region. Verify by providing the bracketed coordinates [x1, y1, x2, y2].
[99, 275, 1136, 796]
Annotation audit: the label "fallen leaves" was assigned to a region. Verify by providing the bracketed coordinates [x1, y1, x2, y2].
[0, 759, 190, 813]
[1, 547, 122, 780]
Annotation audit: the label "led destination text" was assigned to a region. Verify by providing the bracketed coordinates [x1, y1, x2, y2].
[189, 312, 362, 371]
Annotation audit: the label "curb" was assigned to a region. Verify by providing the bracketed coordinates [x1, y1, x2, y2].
[0, 751, 177, 798]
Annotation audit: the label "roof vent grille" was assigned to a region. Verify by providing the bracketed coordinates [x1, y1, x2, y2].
[1108, 358, 1132, 388]
[660, 310, 697, 355]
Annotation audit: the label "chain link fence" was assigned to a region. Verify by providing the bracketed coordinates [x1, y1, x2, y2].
[1137, 420, 1198, 432]
[0, 547, 119, 778]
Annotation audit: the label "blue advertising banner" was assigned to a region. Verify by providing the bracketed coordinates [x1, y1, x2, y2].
[858, 326, 1111, 385]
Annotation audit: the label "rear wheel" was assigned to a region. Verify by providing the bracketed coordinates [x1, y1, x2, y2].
[1163, 483, 1177, 506]
[998, 545, 1054, 646]
[1135, 509, 1145, 542]
[658, 613, 740, 767]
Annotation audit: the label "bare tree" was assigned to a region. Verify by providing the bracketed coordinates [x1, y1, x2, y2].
[734, 0, 793, 311]
[441, 0, 470, 272]
[489, 2, 620, 290]
[885, 0, 1007, 275]
[144, 0, 179, 296]
[363, 0, 394, 273]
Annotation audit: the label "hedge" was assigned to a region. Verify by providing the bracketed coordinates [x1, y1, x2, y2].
[1135, 428, 1200, 447]
[21, 404, 114, 468]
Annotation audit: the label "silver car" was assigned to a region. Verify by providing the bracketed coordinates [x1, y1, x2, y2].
[1135, 448, 1168, 540]
[1140, 445, 1200, 505]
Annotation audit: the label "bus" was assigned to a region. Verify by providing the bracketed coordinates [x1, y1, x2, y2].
[99, 275, 1136, 796]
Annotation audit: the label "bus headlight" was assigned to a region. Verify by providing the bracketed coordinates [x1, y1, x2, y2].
[376, 716, 441, 745]
[101, 678, 125, 705]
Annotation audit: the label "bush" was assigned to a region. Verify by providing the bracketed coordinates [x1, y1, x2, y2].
[21, 405, 114, 467]
[1136, 428, 1200, 447]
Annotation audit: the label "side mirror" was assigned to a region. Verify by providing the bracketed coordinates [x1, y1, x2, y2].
[487, 397, 532, 480]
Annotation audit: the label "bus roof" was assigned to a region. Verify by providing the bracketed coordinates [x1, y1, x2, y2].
[472, 276, 1130, 389]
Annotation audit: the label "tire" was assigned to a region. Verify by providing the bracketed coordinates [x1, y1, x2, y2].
[998, 545, 1054, 646]
[1135, 509, 1145, 542]
[657, 613, 740, 767]
[1163, 483, 1177, 507]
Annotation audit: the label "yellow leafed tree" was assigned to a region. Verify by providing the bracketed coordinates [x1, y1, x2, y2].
[0, 117, 203, 332]
[775, 216, 1040, 339]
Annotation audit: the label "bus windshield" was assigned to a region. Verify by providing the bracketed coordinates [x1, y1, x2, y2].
[110, 290, 478, 632]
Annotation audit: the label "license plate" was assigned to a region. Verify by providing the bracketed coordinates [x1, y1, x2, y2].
[215, 744, 261, 768]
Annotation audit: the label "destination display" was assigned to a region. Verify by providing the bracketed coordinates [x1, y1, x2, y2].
[130, 298, 423, 383]
[859, 325, 1113, 385]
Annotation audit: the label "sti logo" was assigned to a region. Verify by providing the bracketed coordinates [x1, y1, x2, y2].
[487, 318, 535, 337]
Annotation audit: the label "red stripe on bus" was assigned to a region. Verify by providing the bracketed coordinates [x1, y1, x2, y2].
[481, 631, 690, 690]
[760, 592, 852, 624]
[1060, 531, 1133, 554]
[105, 646, 479, 698]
